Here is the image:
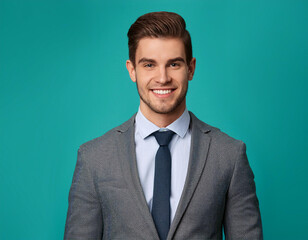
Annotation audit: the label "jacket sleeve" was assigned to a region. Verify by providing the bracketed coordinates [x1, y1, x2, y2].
[223, 142, 263, 240]
[64, 147, 103, 240]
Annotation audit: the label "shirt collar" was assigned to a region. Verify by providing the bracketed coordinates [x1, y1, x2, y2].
[135, 107, 190, 139]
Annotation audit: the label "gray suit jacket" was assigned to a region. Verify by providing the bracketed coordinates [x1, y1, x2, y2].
[64, 112, 263, 240]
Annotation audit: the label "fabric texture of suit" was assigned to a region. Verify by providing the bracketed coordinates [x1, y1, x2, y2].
[64, 112, 263, 240]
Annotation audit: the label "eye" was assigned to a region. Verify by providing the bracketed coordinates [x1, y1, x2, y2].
[170, 62, 180, 68]
[144, 63, 154, 68]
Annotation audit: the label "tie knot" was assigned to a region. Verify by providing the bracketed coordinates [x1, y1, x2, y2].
[153, 130, 175, 146]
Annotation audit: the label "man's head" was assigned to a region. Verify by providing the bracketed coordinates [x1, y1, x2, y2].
[126, 12, 196, 127]
[127, 11, 192, 67]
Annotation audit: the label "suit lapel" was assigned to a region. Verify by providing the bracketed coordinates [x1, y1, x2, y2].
[116, 114, 159, 239]
[168, 112, 212, 240]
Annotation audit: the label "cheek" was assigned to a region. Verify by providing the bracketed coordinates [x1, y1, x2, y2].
[172, 71, 189, 84]
[136, 77, 151, 92]
[136, 71, 155, 86]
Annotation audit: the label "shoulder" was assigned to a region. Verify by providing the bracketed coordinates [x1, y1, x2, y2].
[189, 111, 247, 174]
[189, 111, 245, 152]
[78, 113, 136, 155]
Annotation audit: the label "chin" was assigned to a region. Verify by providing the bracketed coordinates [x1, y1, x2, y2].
[150, 103, 182, 115]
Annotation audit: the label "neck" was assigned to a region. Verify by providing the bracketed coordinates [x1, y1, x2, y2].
[140, 103, 186, 128]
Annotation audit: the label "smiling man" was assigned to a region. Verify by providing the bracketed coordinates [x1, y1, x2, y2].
[64, 12, 263, 240]
[126, 37, 195, 127]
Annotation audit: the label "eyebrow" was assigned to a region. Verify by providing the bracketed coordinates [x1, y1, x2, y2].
[138, 58, 156, 64]
[166, 57, 185, 64]
[137, 57, 186, 65]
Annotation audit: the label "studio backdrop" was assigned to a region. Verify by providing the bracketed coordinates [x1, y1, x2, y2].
[1, 0, 307, 239]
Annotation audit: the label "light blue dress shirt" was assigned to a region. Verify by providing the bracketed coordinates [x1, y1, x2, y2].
[134, 108, 191, 223]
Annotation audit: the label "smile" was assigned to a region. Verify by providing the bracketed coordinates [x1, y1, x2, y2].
[152, 89, 173, 95]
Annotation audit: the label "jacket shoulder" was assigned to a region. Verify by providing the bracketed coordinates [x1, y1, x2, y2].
[189, 111, 245, 147]
[78, 113, 136, 154]
[190, 112, 247, 173]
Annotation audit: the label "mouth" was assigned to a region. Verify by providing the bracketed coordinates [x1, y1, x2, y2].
[152, 89, 173, 95]
[151, 89, 175, 98]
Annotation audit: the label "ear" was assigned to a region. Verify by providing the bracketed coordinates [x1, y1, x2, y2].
[126, 60, 136, 82]
[188, 57, 196, 81]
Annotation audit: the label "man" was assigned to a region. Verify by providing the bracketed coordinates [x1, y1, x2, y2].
[64, 11, 263, 240]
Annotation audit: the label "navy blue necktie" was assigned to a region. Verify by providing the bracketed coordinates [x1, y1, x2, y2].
[152, 130, 175, 240]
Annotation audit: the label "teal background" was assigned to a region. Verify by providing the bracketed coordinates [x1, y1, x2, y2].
[1, 0, 307, 239]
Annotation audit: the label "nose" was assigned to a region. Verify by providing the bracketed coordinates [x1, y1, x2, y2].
[157, 67, 171, 84]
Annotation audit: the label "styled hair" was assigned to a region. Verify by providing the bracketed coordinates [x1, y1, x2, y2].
[127, 11, 192, 66]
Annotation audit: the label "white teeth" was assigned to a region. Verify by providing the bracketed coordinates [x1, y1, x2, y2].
[153, 89, 172, 95]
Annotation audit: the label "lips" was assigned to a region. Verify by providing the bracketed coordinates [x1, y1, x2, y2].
[152, 89, 172, 95]
[151, 88, 175, 98]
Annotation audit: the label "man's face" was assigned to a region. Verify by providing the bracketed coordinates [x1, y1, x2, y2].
[126, 37, 196, 119]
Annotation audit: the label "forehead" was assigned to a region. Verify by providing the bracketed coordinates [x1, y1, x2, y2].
[135, 37, 186, 62]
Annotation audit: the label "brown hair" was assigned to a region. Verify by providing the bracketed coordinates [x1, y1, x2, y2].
[127, 11, 192, 66]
